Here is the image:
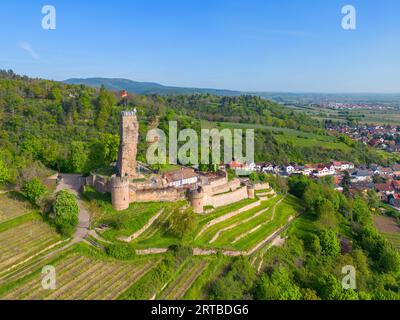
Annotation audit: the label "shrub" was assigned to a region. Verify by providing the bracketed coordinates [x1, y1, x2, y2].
[21, 178, 47, 205]
[106, 244, 136, 260]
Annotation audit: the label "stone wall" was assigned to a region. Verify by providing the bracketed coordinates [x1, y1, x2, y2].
[254, 183, 270, 191]
[86, 174, 111, 194]
[211, 179, 241, 195]
[205, 186, 249, 208]
[131, 187, 186, 203]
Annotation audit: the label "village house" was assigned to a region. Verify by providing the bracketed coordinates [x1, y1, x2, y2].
[375, 182, 395, 200]
[392, 180, 400, 192]
[351, 170, 373, 182]
[381, 167, 394, 176]
[164, 168, 199, 188]
[313, 164, 336, 177]
[389, 194, 400, 208]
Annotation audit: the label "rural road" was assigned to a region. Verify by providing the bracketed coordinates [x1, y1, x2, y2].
[55, 174, 90, 242]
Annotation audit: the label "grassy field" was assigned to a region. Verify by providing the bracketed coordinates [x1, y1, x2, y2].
[0, 193, 34, 225]
[83, 187, 185, 244]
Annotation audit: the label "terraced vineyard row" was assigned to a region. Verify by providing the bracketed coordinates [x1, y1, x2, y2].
[159, 260, 209, 300]
[0, 193, 32, 224]
[196, 196, 279, 244]
[2, 254, 159, 300]
[195, 196, 287, 250]
[233, 196, 300, 251]
[383, 232, 400, 250]
[0, 220, 62, 272]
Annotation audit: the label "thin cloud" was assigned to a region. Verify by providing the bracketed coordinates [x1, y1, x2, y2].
[19, 42, 39, 60]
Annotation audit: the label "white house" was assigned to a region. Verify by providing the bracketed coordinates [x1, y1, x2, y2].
[165, 168, 199, 188]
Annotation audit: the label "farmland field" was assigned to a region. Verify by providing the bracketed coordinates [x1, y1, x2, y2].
[0, 193, 33, 225]
[159, 259, 209, 300]
[217, 121, 352, 151]
[0, 220, 62, 273]
[1, 254, 159, 300]
[373, 215, 400, 250]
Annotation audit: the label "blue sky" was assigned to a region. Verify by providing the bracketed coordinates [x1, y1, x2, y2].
[1, 0, 400, 93]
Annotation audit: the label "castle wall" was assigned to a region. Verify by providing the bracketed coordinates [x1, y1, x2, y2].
[131, 187, 186, 203]
[85, 174, 111, 194]
[204, 186, 249, 208]
[211, 179, 241, 195]
[254, 183, 270, 191]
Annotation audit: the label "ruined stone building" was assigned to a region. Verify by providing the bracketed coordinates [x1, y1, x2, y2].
[86, 110, 264, 213]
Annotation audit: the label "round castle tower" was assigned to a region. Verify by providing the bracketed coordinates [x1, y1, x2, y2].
[247, 184, 255, 199]
[189, 187, 205, 214]
[111, 176, 130, 211]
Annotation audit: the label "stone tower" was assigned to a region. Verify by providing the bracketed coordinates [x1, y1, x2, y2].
[189, 187, 205, 214]
[117, 111, 139, 178]
[247, 184, 255, 199]
[111, 175, 130, 211]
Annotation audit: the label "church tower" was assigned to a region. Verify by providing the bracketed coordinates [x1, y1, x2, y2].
[117, 110, 139, 178]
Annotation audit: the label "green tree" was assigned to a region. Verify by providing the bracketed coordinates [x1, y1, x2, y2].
[0, 157, 10, 185]
[210, 258, 256, 300]
[249, 172, 259, 182]
[167, 208, 196, 239]
[96, 86, 116, 129]
[21, 178, 47, 205]
[319, 229, 340, 258]
[377, 244, 400, 273]
[367, 190, 380, 211]
[53, 190, 79, 236]
[288, 175, 311, 199]
[68, 141, 88, 173]
[341, 171, 351, 196]
[254, 267, 302, 300]
[317, 274, 359, 300]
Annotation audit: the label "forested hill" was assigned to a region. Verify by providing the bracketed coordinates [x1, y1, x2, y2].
[64, 77, 243, 96]
[0, 70, 390, 186]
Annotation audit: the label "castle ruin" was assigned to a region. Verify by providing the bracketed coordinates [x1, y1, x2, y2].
[86, 110, 267, 213]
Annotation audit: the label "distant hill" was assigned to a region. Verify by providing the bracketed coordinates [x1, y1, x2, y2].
[64, 78, 243, 96]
